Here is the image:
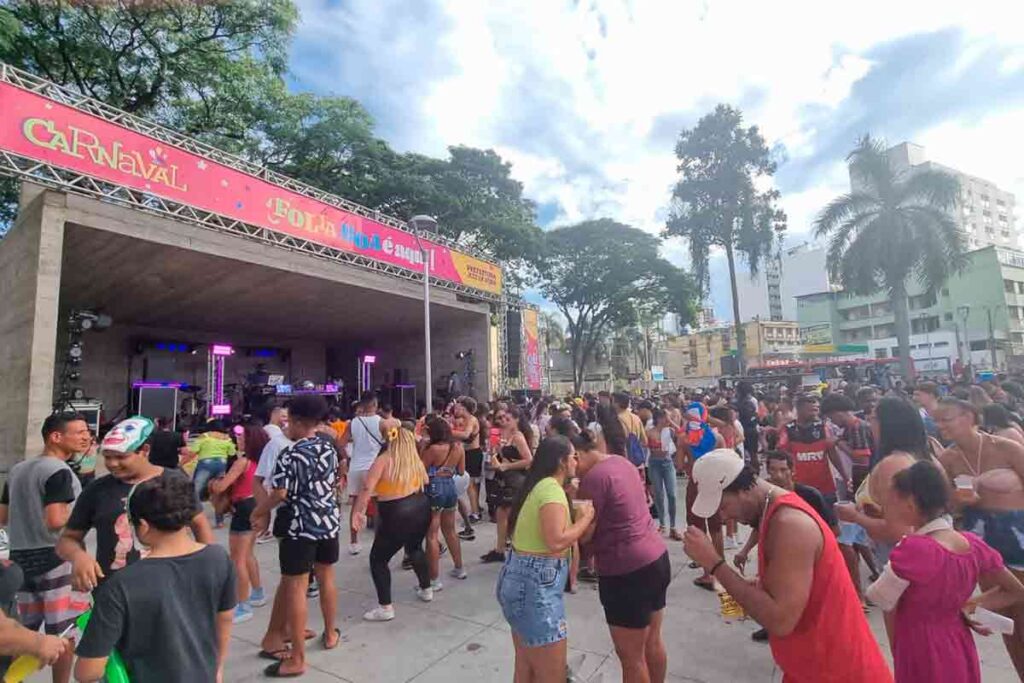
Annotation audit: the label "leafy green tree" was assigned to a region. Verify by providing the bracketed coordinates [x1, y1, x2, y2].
[814, 135, 965, 379]
[535, 219, 697, 393]
[665, 105, 785, 374]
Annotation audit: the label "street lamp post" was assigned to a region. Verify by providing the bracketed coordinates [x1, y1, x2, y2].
[409, 215, 438, 408]
[957, 305, 971, 373]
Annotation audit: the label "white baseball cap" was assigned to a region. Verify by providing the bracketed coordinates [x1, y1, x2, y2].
[690, 449, 746, 519]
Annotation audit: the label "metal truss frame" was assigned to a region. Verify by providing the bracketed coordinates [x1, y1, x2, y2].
[0, 63, 502, 303]
[0, 150, 502, 303]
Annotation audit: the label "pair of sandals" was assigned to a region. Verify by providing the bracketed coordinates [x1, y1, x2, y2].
[261, 628, 341, 678]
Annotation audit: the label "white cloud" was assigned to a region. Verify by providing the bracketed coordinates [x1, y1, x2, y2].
[291, 0, 1024, 314]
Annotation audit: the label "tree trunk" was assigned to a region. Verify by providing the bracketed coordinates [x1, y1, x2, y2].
[892, 282, 914, 382]
[725, 243, 746, 375]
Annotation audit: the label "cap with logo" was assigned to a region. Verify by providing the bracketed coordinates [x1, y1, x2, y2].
[101, 416, 155, 454]
[690, 449, 746, 519]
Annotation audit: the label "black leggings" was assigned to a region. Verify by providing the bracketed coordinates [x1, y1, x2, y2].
[371, 492, 431, 605]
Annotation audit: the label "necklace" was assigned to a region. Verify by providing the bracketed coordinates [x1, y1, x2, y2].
[760, 485, 777, 525]
[958, 431, 985, 477]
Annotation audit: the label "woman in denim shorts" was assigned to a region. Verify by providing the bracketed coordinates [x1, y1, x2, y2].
[422, 417, 467, 588]
[497, 436, 595, 681]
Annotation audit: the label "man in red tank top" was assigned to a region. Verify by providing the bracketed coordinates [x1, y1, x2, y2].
[683, 450, 891, 683]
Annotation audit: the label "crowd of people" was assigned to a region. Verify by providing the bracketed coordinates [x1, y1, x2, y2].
[6, 372, 1024, 681]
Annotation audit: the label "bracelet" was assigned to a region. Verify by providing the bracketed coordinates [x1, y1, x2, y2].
[709, 558, 726, 576]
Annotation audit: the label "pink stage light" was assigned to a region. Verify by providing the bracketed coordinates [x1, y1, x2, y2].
[211, 344, 235, 356]
[211, 404, 231, 415]
[363, 355, 377, 364]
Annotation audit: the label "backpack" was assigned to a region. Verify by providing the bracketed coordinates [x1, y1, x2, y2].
[626, 432, 647, 467]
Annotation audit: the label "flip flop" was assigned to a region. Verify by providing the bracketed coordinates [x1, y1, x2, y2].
[693, 577, 715, 592]
[322, 627, 341, 650]
[258, 648, 290, 661]
[264, 661, 304, 678]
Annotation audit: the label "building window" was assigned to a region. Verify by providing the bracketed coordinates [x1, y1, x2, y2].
[970, 340, 989, 351]
[1006, 279, 1016, 293]
[933, 341, 949, 348]
[891, 347, 900, 356]
[1018, 282, 1024, 295]
[875, 349, 888, 359]
[942, 288, 950, 296]
[944, 313, 953, 321]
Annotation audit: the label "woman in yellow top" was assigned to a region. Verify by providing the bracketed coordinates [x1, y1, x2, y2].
[497, 435, 595, 682]
[352, 418, 432, 622]
[191, 420, 236, 527]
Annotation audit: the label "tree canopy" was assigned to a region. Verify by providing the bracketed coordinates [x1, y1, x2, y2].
[535, 219, 696, 392]
[665, 104, 785, 370]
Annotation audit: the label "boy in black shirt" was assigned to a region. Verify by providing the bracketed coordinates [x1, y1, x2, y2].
[74, 473, 236, 682]
[57, 417, 213, 592]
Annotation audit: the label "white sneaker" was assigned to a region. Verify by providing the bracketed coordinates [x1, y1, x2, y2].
[430, 579, 444, 592]
[363, 605, 395, 622]
[450, 567, 468, 580]
[348, 543, 362, 556]
[415, 586, 434, 602]
[724, 536, 738, 550]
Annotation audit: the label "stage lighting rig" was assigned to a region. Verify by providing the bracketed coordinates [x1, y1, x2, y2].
[54, 309, 113, 412]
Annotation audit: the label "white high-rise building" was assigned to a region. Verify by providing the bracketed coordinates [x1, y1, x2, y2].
[735, 243, 833, 322]
[862, 142, 1019, 250]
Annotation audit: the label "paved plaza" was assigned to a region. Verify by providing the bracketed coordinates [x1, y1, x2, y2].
[208, 491, 1021, 682]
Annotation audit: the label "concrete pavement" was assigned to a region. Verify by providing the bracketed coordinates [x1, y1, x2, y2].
[214, 496, 1021, 682]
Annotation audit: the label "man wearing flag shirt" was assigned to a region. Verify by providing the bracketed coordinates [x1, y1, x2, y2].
[778, 394, 849, 506]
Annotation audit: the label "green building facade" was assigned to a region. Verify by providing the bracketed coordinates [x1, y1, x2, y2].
[795, 246, 1024, 373]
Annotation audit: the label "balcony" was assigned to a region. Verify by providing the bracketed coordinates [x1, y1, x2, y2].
[839, 313, 894, 330]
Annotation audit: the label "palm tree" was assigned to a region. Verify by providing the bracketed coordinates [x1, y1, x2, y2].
[814, 135, 967, 380]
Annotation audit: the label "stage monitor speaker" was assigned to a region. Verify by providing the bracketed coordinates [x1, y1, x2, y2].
[134, 387, 179, 429]
[506, 311, 522, 378]
[390, 385, 417, 416]
[69, 400, 102, 435]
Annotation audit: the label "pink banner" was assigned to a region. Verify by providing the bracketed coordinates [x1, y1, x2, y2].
[523, 309, 542, 390]
[0, 81, 502, 295]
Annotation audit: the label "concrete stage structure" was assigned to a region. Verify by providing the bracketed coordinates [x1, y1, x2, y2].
[0, 64, 515, 471]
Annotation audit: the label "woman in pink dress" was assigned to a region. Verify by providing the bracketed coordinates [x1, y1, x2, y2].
[867, 461, 1024, 682]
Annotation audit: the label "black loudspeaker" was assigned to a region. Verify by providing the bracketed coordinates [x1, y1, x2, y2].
[134, 387, 179, 428]
[506, 311, 522, 378]
[393, 368, 408, 385]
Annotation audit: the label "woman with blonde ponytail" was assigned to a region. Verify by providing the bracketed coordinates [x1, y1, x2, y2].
[352, 418, 433, 622]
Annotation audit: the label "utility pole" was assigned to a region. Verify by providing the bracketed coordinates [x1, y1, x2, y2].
[988, 306, 998, 370]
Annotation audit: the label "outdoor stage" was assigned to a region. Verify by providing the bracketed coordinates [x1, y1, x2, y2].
[0, 63, 523, 469]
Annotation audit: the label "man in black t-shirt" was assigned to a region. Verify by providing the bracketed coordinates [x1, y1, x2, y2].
[75, 474, 235, 683]
[146, 418, 187, 469]
[57, 417, 213, 592]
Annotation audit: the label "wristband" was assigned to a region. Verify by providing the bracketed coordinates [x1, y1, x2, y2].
[709, 558, 726, 576]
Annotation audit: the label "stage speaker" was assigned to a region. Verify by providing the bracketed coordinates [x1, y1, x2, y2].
[69, 400, 102, 435]
[390, 385, 417, 417]
[506, 311, 522, 378]
[134, 387, 179, 428]
[393, 368, 408, 385]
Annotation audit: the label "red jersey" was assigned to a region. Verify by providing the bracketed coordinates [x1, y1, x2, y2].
[778, 420, 835, 495]
[759, 493, 892, 683]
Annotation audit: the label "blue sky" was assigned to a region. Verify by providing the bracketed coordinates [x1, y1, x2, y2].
[288, 0, 1024, 319]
